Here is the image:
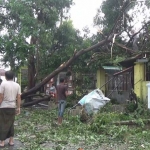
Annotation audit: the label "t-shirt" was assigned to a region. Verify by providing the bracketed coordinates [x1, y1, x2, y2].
[50, 86, 56, 93]
[56, 84, 68, 101]
[0, 80, 21, 108]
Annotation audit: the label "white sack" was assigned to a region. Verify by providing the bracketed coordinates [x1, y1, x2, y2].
[78, 89, 110, 114]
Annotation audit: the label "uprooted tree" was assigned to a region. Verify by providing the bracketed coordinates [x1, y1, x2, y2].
[1, 0, 150, 106]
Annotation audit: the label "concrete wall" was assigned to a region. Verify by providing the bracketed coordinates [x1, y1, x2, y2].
[134, 63, 149, 101]
[96, 68, 105, 93]
[142, 81, 149, 101]
[134, 62, 145, 98]
[106, 91, 130, 103]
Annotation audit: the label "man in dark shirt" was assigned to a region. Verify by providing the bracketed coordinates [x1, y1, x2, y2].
[56, 78, 68, 125]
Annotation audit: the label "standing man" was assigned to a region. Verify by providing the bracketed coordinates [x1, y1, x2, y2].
[0, 70, 21, 147]
[56, 78, 68, 125]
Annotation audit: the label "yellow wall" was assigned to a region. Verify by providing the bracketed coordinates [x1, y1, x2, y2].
[134, 62, 144, 98]
[96, 68, 105, 93]
[134, 62, 149, 100]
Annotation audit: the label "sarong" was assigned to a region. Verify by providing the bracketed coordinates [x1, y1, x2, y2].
[0, 108, 15, 140]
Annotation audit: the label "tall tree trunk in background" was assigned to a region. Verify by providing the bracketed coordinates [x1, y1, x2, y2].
[27, 10, 44, 90]
[28, 54, 36, 89]
[28, 36, 37, 90]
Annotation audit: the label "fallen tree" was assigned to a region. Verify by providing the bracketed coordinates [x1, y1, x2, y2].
[21, 34, 114, 100]
[22, 96, 50, 107]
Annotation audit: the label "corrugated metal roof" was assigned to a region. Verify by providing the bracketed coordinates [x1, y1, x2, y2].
[102, 66, 122, 75]
[103, 66, 122, 70]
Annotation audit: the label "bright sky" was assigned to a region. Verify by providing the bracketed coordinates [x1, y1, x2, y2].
[70, 0, 103, 34]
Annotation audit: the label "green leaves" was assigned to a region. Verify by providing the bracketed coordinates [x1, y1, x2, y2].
[15, 105, 150, 150]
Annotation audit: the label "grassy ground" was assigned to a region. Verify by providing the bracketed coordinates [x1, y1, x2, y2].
[14, 103, 150, 150]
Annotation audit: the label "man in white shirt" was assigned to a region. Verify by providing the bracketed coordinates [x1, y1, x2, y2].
[0, 70, 21, 147]
[50, 83, 56, 98]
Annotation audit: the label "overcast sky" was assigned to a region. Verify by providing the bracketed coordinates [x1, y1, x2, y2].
[70, 0, 103, 34]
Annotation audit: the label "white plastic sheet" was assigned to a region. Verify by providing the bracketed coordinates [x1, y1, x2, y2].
[78, 89, 110, 114]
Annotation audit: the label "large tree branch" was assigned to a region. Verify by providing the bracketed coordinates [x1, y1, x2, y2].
[126, 21, 150, 47]
[22, 96, 50, 107]
[21, 34, 114, 99]
[114, 41, 135, 53]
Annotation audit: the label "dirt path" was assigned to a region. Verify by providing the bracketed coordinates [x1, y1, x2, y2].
[0, 139, 24, 150]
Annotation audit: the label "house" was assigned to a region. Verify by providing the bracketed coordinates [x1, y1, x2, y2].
[119, 52, 149, 101]
[96, 52, 150, 102]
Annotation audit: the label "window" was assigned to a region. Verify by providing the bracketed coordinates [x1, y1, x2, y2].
[106, 72, 132, 91]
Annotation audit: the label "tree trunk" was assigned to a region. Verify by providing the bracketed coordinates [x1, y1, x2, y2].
[22, 96, 50, 107]
[27, 36, 37, 90]
[24, 36, 37, 103]
[28, 54, 36, 89]
[113, 119, 150, 126]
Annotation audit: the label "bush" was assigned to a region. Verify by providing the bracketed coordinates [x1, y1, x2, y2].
[66, 93, 81, 108]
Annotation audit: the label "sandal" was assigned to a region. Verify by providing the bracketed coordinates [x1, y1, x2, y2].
[0, 144, 4, 148]
[8, 143, 14, 146]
